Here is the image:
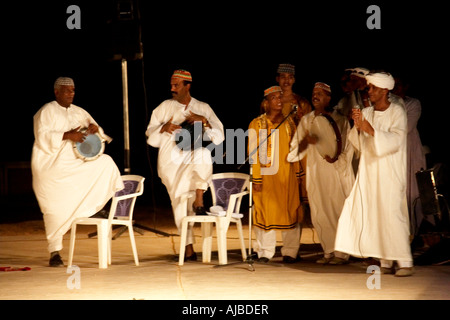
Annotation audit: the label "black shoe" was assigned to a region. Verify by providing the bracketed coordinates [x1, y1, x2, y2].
[193, 205, 207, 215]
[49, 252, 64, 267]
[184, 252, 197, 262]
[258, 257, 270, 263]
[91, 209, 108, 219]
[247, 253, 258, 262]
[283, 256, 301, 263]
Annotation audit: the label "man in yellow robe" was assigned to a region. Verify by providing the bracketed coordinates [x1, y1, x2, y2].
[249, 86, 300, 263]
[260, 64, 311, 215]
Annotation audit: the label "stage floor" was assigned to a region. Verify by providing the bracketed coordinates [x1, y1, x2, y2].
[1, 204, 449, 301]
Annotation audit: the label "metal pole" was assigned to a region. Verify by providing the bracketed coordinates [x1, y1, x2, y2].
[121, 59, 131, 173]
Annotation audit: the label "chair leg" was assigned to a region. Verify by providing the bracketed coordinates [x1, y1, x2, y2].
[97, 221, 108, 269]
[68, 223, 77, 267]
[201, 222, 213, 263]
[216, 221, 228, 265]
[178, 219, 188, 266]
[236, 220, 247, 260]
[107, 228, 112, 265]
[128, 225, 139, 266]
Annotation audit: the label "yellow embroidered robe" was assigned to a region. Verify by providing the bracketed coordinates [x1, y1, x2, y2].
[248, 114, 300, 230]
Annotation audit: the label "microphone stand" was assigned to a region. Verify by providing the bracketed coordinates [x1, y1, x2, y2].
[214, 106, 298, 271]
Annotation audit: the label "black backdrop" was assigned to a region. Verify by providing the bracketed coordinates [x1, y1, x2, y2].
[3, 0, 448, 206]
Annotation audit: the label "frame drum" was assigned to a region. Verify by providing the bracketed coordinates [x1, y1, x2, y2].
[310, 113, 342, 163]
[174, 121, 204, 150]
[73, 133, 105, 161]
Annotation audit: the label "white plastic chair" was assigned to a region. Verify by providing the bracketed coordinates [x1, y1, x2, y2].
[68, 175, 145, 269]
[178, 172, 249, 266]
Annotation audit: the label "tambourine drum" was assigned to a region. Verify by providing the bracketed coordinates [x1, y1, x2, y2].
[310, 113, 342, 163]
[73, 133, 105, 161]
[174, 121, 204, 150]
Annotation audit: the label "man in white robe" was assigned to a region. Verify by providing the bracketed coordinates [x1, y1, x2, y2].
[334, 72, 414, 277]
[288, 82, 355, 264]
[146, 70, 224, 261]
[32, 77, 124, 267]
[393, 77, 427, 232]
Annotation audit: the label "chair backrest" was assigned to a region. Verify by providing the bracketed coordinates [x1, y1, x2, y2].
[112, 175, 145, 220]
[210, 172, 249, 212]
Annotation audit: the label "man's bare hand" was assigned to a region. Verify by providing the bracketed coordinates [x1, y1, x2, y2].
[86, 123, 99, 135]
[160, 117, 181, 134]
[63, 126, 86, 143]
[185, 111, 207, 125]
[253, 184, 262, 192]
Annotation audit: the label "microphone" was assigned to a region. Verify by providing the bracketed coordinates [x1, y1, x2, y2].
[352, 104, 364, 123]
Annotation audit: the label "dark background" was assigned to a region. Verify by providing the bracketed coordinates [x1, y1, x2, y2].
[2, 0, 448, 211]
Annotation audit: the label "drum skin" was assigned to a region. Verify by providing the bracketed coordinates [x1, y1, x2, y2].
[174, 121, 204, 150]
[310, 113, 342, 163]
[73, 133, 105, 161]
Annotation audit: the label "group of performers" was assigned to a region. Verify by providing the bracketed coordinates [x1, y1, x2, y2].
[248, 64, 425, 277]
[32, 64, 426, 277]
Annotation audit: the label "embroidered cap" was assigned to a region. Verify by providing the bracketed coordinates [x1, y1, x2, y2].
[264, 86, 282, 97]
[54, 77, 75, 89]
[277, 63, 295, 75]
[314, 82, 331, 93]
[172, 69, 192, 82]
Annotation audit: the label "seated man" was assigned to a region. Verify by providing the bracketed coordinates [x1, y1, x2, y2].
[32, 77, 124, 267]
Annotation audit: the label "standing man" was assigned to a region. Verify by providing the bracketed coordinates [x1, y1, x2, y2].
[270, 63, 311, 125]
[335, 67, 371, 121]
[146, 70, 224, 261]
[261, 63, 312, 235]
[288, 82, 354, 264]
[32, 77, 124, 267]
[249, 86, 301, 263]
[393, 76, 427, 231]
[334, 72, 414, 276]
[275, 64, 311, 228]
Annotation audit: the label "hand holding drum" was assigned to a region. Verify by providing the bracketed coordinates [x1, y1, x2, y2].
[63, 126, 85, 143]
[70, 125, 105, 161]
[305, 130, 318, 145]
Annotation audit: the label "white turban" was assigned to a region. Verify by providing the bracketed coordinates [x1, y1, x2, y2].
[54, 77, 75, 89]
[365, 72, 395, 90]
[345, 67, 369, 78]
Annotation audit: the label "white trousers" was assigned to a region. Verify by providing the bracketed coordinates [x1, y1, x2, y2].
[47, 235, 64, 253]
[172, 195, 196, 246]
[323, 251, 350, 260]
[253, 224, 301, 259]
[162, 148, 212, 247]
[380, 259, 414, 268]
